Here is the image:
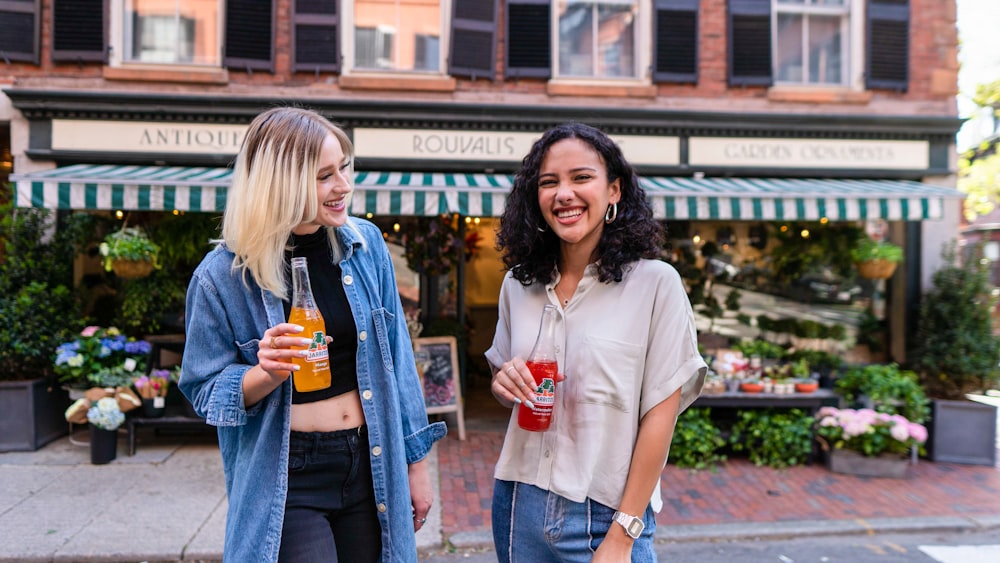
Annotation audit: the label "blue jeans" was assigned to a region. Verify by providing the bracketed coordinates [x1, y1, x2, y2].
[278, 427, 381, 563]
[492, 480, 657, 562]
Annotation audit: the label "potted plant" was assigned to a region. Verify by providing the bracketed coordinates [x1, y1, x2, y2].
[910, 242, 1000, 465]
[54, 326, 152, 391]
[834, 363, 930, 425]
[133, 369, 172, 418]
[851, 237, 903, 280]
[100, 226, 161, 279]
[0, 198, 95, 452]
[814, 407, 928, 478]
[86, 397, 125, 464]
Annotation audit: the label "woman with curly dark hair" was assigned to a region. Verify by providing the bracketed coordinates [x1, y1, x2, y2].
[485, 123, 706, 562]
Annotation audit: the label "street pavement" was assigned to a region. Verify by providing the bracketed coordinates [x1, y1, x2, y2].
[2, 403, 999, 563]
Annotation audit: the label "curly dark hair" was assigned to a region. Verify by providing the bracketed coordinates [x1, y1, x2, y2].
[497, 122, 663, 285]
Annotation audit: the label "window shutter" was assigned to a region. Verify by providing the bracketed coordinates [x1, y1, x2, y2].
[225, 0, 275, 72]
[653, 0, 698, 83]
[727, 0, 771, 87]
[867, 0, 908, 91]
[505, 0, 550, 79]
[0, 0, 39, 64]
[450, 0, 497, 80]
[52, 0, 104, 62]
[293, 0, 339, 72]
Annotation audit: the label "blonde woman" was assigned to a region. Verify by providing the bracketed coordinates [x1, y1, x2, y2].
[180, 107, 446, 562]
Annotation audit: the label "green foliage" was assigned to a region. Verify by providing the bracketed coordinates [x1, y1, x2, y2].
[958, 151, 1000, 222]
[100, 226, 160, 269]
[911, 243, 1000, 399]
[732, 339, 786, 360]
[850, 238, 903, 264]
[700, 295, 724, 332]
[115, 270, 187, 335]
[856, 309, 885, 353]
[834, 363, 929, 424]
[767, 223, 863, 283]
[729, 408, 814, 468]
[147, 213, 219, 276]
[668, 408, 727, 470]
[0, 194, 94, 381]
[785, 349, 844, 375]
[724, 288, 741, 311]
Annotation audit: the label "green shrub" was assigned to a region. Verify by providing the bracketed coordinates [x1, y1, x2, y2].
[733, 339, 786, 360]
[835, 363, 929, 424]
[668, 408, 727, 470]
[729, 408, 814, 468]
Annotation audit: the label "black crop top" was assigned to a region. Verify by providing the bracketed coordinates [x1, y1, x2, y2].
[283, 229, 359, 404]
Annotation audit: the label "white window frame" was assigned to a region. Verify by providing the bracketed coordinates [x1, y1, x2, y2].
[341, 0, 451, 77]
[771, 0, 865, 90]
[549, 0, 651, 85]
[107, 0, 223, 69]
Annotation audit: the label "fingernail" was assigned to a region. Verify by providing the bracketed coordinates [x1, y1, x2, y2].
[512, 398, 522, 406]
[524, 400, 535, 410]
[291, 365, 300, 371]
[299, 351, 309, 357]
[301, 338, 312, 346]
[292, 324, 304, 332]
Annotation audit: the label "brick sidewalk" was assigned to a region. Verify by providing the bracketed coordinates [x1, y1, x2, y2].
[436, 429, 1000, 537]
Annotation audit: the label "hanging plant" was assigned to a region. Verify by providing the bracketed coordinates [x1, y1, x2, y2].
[402, 216, 465, 276]
[99, 227, 161, 279]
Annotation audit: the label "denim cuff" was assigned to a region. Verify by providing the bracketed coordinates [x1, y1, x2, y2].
[403, 421, 448, 464]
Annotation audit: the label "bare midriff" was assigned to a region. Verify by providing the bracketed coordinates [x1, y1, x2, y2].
[290, 389, 366, 432]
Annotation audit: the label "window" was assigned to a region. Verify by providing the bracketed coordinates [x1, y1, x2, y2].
[773, 0, 849, 86]
[729, 0, 909, 91]
[114, 0, 221, 66]
[349, 0, 444, 73]
[557, 0, 638, 79]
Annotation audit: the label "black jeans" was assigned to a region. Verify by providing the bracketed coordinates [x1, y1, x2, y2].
[278, 426, 382, 563]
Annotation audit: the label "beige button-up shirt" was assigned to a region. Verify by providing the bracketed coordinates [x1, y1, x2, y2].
[486, 259, 706, 512]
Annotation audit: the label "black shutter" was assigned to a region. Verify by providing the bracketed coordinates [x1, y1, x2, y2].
[225, 0, 274, 72]
[0, 0, 40, 64]
[867, 0, 908, 91]
[653, 0, 698, 83]
[449, 0, 497, 80]
[727, 0, 771, 87]
[293, 0, 339, 72]
[52, 0, 105, 62]
[505, 0, 550, 79]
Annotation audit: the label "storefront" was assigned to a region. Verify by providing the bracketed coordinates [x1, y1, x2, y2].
[6, 90, 964, 371]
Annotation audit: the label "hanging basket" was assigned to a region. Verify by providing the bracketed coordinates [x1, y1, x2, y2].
[111, 259, 155, 279]
[855, 259, 898, 280]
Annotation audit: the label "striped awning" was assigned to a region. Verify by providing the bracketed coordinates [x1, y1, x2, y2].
[11, 164, 962, 221]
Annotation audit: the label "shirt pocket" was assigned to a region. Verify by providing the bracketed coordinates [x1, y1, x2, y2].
[578, 335, 642, 412]
[370, 307, 396, 373]
[236, 338, 260, 365]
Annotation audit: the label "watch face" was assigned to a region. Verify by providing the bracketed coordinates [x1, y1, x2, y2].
[626, 517, 644, 539]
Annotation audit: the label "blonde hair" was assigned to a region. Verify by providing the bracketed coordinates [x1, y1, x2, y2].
[221, 107, 363, 298]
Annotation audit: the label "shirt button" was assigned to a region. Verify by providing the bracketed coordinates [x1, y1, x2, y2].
[544, 450, 551, 458]
[362, 390, 373, 400]
[359, 331, 368, 341]
[343, 275, 354, 285]
[377, 503, 387, 512]
[372, 446, 382, 456]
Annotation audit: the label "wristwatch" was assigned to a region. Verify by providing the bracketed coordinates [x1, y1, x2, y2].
[613, 510, 644, 539]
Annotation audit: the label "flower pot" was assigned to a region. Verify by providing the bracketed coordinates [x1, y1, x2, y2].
[795, 381, 819, 394]
[826, 448, 909, 478]
[855, 259, 897, 280]
[111, 258, 155, 279]
[141, 397, 166, 418]
[89, 426, 118, 465]
[740, 382, 764, 393]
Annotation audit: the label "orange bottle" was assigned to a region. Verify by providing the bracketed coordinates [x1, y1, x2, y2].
[287, 257, 331, 393]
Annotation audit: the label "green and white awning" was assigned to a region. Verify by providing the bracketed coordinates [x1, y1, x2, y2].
[12, 164, 962, 221]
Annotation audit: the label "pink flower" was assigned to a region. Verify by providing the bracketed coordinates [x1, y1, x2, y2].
[81, 326, 101, 337]
[890, 422, 909, 442]
[908, 423, 928, 443]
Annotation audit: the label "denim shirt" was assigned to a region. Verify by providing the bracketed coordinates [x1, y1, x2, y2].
[179, 218, 447, 563]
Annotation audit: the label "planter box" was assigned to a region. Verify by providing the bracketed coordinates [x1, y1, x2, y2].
[0, 378, 71, 452]
[928, 399, 997, 466]
[826, 448, 910, 478]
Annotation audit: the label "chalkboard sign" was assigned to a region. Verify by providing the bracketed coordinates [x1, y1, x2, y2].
[413, 336, 466, 440]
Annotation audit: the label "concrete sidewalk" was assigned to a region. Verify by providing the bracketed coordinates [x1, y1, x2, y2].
[2, 425, 1000, 562]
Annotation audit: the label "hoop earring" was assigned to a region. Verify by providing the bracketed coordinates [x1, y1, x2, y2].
[604, 202, 618, 224]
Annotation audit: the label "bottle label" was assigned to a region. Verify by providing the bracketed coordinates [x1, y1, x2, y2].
[534, 378, 556, 406]
[305, 330, 329, 363]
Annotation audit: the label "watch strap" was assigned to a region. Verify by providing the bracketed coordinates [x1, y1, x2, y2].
[612, 510, 644, 539]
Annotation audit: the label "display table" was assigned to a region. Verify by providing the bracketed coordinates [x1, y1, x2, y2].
[693, 388, 839, 414]
[125, 405, 208, 456]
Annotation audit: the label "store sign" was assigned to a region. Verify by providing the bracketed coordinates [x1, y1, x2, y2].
[353, 128, 680, 166]
[51, 120, 246, 154]
[688, 137, 929, 170]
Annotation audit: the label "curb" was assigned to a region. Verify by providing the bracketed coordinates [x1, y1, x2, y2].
[442, 513, 1000, 552]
